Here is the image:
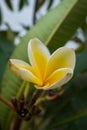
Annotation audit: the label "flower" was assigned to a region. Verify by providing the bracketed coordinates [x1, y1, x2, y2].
[9, 38, 76, 90]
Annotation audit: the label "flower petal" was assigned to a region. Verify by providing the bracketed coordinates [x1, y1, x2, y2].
[46, 47, 75, 77]
[34, 84, 49, 90]
[9, 59, 32, 70]
[43, 68, 73, 90]
[28, 38, 50, 79]
[9, 59, 42, 85]
[17, 68, 42, 85]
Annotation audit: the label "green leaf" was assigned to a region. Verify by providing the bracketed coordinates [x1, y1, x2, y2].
[44, 73, 87, 130]
[0, 34, 14, 82]
[0, 0, 87, 129]
[5, 0, 13, 10]
[75, 50, 87, 75]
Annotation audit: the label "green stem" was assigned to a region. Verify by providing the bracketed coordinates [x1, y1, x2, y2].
[24, 82, 30, 100]
[16, 81, 27, 100]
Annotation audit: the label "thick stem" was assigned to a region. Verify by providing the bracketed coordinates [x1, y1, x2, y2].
[25, 89, 42, 120]
[0, 95, 15, 110]
[28, 89, 41, 109]
[12, 81, 27, 130]
[12, 116, 22, 130]
[46, 90, 64, 100]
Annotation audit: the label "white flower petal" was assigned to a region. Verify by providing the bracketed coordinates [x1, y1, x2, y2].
[28, 38, 50, 79]
[9, 59, 42, 85]
[43, 68, 73, 90]
[34, 84, 49, 90]
[18, 68, 42, 85]
[46, 47, 75, 77]
[9, 59, 33, 73]
[9, 59, 31, 68]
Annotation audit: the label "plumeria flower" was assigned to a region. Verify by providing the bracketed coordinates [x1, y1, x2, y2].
[9, 38, 76, 90]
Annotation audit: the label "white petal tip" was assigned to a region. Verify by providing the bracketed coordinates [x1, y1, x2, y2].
[29, 38, 39, 44]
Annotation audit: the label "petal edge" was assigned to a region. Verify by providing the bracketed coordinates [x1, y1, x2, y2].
[46, 47, 75, 77]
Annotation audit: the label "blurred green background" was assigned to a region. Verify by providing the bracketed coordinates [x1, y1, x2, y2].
[0, 0, 87, 130]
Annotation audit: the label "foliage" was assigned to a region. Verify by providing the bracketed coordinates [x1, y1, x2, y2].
[0, 0, 87, 130]
[0, 33, 14, 82]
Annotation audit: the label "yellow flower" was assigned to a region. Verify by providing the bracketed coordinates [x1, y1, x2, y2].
[9, 38, 76, 90]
